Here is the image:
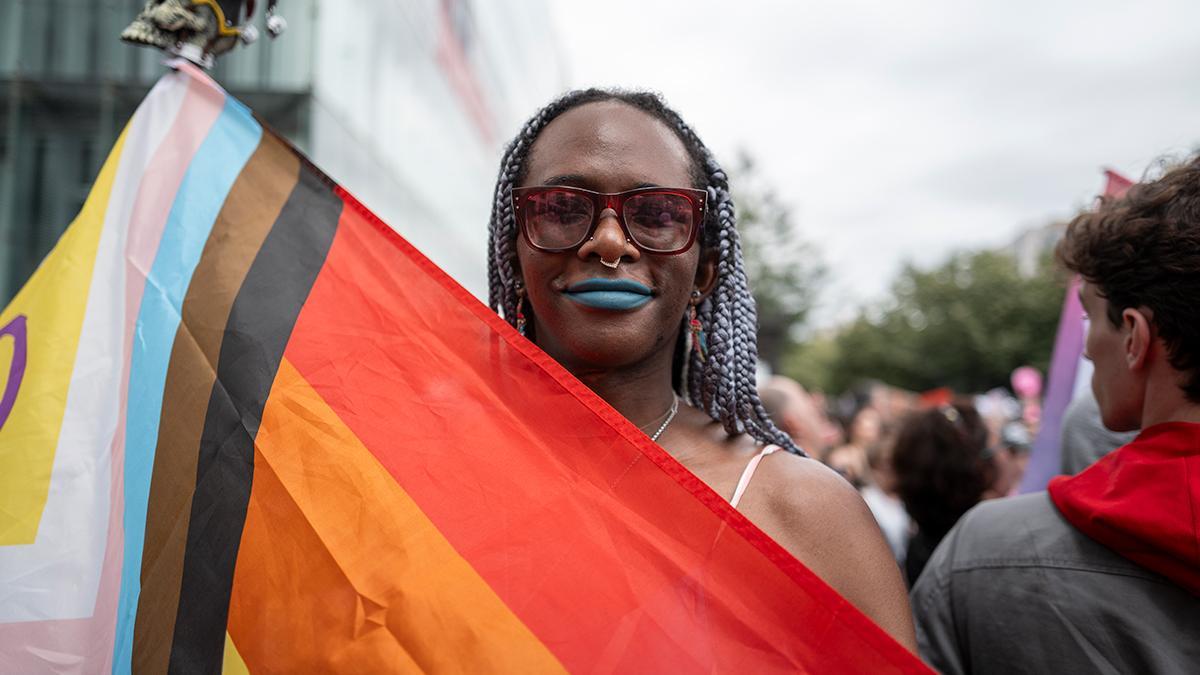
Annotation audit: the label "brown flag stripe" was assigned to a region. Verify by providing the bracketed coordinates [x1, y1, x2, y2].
[168, 153, 344, 674]
[131, 133, 299, 675]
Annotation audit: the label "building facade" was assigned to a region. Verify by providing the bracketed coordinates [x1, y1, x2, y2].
[0, 0, 566, 304]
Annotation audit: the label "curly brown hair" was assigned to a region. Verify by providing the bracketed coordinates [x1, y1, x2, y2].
[1056, 155, 1200, 402]
[891, 402, 995, 541]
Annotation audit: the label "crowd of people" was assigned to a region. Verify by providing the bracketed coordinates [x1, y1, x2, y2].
[492, 86, 1199, 671]
[760, 379, 1036, 584]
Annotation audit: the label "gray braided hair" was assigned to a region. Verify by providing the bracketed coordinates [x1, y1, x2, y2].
[487, 89, 803, 455]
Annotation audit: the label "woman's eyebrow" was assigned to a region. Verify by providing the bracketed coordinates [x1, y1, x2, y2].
[542, 174, 589, 187]
[542, 175, 664, 190]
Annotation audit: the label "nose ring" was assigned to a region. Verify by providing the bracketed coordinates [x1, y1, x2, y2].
[588, 235, 629, 269]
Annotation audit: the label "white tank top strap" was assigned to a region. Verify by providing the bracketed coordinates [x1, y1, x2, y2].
[729, 444, 781, 509]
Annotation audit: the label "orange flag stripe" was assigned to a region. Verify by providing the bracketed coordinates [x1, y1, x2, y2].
[227, 358, 567, 673]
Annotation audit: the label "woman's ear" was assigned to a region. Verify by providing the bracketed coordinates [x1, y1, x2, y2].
[694, 249, 718, 299]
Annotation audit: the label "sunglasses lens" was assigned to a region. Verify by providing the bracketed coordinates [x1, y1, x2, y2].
[523, 190, 594, 249]
[623, 192, 695, 252]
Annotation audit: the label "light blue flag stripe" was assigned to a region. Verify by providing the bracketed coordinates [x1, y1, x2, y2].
[111, 96, 262, 675]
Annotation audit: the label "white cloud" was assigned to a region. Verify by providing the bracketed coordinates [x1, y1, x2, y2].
[547, 0, 1200, 325]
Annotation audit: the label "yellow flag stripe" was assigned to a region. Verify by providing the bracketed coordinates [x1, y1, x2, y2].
[222, 632, 250, 675]
[0, 127, 127, 544]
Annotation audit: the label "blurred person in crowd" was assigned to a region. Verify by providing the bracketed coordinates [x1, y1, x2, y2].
[982, 421, 1031, 498]
[861, 429, 912, 564]
[773, 389, 914, 565]
[488, 89, 916, 648]
[912, 155, 1200, 674]
[1060, 388, 1137, 475]
[824, 406, 882, 488]
[807, 390, 847, 449]
[891, 402, 995, 585]
[865, 382, 918, 426]
[758, 375, 839, 456]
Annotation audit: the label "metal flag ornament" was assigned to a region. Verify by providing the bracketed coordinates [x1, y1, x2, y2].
[121, 0, 286, 68]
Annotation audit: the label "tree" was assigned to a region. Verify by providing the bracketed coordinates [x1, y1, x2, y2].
[732, 153, 825, 370]
[785, 249, 1064, 394]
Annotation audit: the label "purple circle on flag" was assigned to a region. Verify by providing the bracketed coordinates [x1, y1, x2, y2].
[0, 314, 28, 432]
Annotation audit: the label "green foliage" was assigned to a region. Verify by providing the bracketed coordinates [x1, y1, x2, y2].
[784, 249, 1065, 394]
[733, 153, 825, 369]
[781, 332, 840, 392]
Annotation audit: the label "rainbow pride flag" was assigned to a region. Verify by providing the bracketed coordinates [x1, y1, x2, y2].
[0, 61, 925, 673]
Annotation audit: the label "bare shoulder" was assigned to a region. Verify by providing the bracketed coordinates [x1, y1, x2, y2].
[738, 451, 918, 652]
[757, 452, 877, 533]
[761, 451, 856, 497]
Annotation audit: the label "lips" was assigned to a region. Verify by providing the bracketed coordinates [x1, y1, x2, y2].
[563, 278, 653, 310]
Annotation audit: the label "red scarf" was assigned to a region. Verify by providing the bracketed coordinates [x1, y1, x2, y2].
[1049, 421, 1200, 595]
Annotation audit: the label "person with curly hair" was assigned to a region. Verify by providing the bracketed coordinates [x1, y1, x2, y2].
[487, 89, 917, 649]
[890, 403, 995, 585]
[911, 154, 1200, 674]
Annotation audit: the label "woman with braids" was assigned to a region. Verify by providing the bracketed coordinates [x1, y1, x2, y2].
[486, 89, 917, 649]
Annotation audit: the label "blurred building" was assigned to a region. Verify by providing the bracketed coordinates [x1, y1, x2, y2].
[1004, 220, 1066, 278]
[0, 0, 567, 304]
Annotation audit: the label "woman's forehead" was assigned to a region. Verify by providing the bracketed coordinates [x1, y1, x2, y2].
[522, 101, 694, 190]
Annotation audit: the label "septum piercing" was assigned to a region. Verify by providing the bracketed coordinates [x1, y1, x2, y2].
[589, 237, 630, 269]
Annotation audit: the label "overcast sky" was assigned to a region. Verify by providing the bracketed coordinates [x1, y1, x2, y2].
[548, 0, 1200, 325]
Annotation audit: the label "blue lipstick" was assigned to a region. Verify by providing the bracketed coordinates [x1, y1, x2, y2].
[564, 278, 653, 310]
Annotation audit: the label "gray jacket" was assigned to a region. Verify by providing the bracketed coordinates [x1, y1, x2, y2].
[911, 493, 1200, 674]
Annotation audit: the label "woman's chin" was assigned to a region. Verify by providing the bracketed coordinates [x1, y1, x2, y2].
[562, 345, 653, 373]
[531, 303, 679, 375]
[538, 335, 664, 376]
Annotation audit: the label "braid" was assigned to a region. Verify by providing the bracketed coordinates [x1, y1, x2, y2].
[486, 89, 804, 456]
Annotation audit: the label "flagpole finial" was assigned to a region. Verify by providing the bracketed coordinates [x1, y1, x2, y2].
[121, 0, 286, 69]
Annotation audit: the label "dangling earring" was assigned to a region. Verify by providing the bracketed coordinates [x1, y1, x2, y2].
[688, 289, 706, 361]
[515, 284, 528, 336]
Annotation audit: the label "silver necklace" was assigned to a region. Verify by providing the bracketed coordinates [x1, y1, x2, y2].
[648, 396, 680, 442]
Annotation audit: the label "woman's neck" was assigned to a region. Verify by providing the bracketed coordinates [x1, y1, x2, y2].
[571, 357, 678, 431]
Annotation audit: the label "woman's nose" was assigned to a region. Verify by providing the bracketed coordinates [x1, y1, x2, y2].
[577, 209, 640, 264]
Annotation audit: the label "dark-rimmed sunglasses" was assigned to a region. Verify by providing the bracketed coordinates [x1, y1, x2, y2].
[511, 185, 706, 255]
